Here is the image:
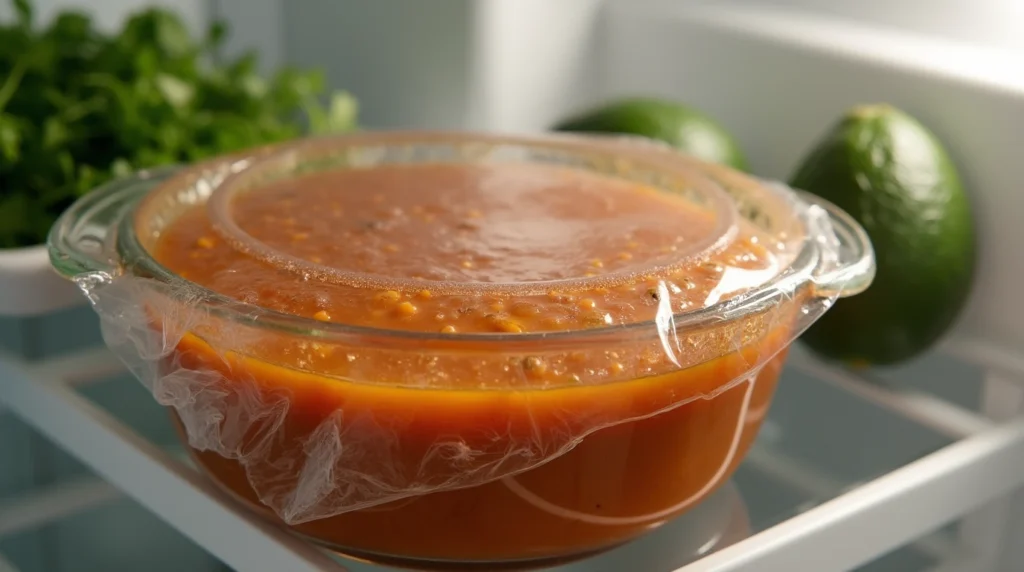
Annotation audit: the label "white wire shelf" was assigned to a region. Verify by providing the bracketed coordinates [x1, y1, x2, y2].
[0, 336, 1022, 572]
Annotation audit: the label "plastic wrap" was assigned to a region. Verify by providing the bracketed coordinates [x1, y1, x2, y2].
[50, 133, 873, 544]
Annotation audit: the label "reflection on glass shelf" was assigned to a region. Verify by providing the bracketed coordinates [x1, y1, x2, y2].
[733, 358, 957, 535]
[0, 321, 981, 572]
[301, 356, 968, 572]
[553, 482, 749, 572]
[326, 481, 748, 572]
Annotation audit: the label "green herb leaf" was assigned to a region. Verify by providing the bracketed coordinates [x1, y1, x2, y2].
[155, 72, 194, 110]
[0, 0, 358, 247]
[0, 114, 20, 161]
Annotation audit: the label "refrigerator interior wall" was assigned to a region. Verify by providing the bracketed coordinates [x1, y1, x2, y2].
[699, 0, 1024, 51]
[270, 0, 604, 132]
[281, 0, 479, 130]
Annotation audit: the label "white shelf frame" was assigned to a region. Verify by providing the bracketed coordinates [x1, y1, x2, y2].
[0, 348, 348, 572]
[1, 336, 1022, 572]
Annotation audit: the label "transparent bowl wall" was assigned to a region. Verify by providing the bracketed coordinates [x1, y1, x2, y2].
[48, 132, 874, 569]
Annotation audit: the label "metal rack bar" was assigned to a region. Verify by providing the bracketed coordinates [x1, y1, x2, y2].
[0, 476, 120, 538]
[675, 414, 1024, 572]
[943, 337, 1024, 381]
[24, 345, 124, 387]
[0, 449, 201, 539]
[744, 445, 960, 563]
[785, 351, 994, 439]
[0, 346, 120, 415]
[0, 350, 348, 572]
[954, 372, 1024, 572]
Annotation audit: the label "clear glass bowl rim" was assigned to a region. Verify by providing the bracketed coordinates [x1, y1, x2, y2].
[49, 130, 868, 354]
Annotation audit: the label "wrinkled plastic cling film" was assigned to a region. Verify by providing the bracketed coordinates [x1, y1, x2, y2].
[75, 264, 837, 525]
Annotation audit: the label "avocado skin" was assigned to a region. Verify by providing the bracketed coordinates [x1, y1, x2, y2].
[791, 104, 977, 366]
[553, 97, 750, 172]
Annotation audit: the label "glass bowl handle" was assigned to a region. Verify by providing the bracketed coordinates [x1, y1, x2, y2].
[799, 191, 877, 299]
[47, 167, 182, 280]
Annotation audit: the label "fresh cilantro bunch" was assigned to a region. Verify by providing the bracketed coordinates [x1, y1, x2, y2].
[0, 0, 357, 248]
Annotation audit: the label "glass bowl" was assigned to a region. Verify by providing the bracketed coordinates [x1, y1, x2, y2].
[48, 131, 873, 569]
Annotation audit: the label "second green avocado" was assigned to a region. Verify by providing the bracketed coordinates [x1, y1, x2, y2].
[791, 104, 977, 366]
[552, 98, 749, 171]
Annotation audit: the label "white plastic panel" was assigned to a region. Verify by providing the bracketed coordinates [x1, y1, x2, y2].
[467, 0, 605, 132]
[713, 0, 1024, 51]
[279, 0, 478, 130]
[276, 0, 604, 132]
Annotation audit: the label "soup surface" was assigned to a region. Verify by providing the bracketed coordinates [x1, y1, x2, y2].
[156, 163, 779, 340]
[150, 161, 793, 564]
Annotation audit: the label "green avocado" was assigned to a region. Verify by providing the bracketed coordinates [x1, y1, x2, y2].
[791, 104, 977, 366]
[552, 97, 749, 171]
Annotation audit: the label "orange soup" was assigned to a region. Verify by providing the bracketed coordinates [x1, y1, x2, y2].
[151, 162, 795, 566]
